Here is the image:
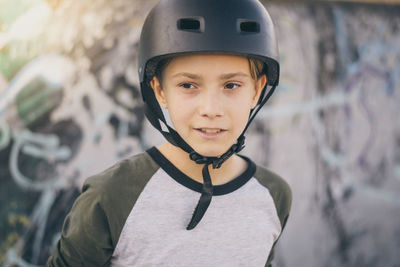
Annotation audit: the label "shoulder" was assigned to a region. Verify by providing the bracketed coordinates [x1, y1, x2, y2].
[253, 164, 292, 227]
[253, 165, 292, 201]
[46, 152, 160, 266]
[80, 151, 160, 244]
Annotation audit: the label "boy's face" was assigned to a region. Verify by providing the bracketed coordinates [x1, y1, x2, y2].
[150, 54, 267, 157]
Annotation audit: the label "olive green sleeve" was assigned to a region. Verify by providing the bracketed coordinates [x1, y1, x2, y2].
[46, 179, 113, 267]
[253, 165, 292, 267]
[46, 152, 159, 267]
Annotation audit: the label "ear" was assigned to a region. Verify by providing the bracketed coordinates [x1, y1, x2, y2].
[150, 76, 168, 109]
[251, 74, 267, 109]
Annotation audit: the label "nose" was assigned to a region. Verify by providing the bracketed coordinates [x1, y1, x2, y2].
[198, 88, 224, 118]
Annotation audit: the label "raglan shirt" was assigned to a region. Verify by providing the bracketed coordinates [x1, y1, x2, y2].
[47, 147, 292, 267]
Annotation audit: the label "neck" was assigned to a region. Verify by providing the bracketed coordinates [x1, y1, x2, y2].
[157, 142, 248, 185]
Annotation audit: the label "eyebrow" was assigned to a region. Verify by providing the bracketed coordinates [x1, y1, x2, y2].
[172, 72, 200, 79]
[219, 72, 250, 79]
[171, 72, 250, 80]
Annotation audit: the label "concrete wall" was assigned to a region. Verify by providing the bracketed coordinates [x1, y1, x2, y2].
[0, 0, 399, 266]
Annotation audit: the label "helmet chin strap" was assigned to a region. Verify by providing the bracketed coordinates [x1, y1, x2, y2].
[186, 135, 245, 230]
[142, 81, 277, 230]
[189, 135, 246, 169]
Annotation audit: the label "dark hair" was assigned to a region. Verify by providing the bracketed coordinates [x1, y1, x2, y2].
[155, 58, 173, 85]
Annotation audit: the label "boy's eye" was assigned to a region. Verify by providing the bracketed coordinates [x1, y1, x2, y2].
[180, 83, 195, 89]
[225, 83, 240, 90]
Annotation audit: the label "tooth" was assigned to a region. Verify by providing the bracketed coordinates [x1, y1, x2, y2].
[202, 129, 220, 133]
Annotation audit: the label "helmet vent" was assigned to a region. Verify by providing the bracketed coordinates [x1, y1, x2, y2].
[177, 18, 203, 32]
[238, 20, 260, 34]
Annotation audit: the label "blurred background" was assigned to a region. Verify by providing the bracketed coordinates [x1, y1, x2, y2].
[0, 0, 399, 266]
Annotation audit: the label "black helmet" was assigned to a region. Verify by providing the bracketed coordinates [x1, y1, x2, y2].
[139, 0, 279, 87]
[138, 0, 280, 230]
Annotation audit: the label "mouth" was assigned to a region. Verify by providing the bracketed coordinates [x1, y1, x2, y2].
[194, 127, 227, 138]
[196, 128, 225, 133]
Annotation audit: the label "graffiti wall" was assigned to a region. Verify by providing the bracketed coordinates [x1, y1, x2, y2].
[0, 0, 399, 266]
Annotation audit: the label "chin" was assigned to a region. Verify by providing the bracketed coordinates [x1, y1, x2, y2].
[193, 145, 230, 158]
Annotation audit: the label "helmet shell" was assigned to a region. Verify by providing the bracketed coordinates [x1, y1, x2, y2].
[138, 0, 279, 86]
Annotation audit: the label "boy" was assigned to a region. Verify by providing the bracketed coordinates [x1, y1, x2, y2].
[47, 0, 292, 266]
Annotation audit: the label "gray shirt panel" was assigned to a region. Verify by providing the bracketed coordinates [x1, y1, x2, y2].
[111, 168, 281, 267]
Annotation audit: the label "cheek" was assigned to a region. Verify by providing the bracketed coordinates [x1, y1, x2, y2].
[230, 98, 253, 130]
[165, 97, 193, 129]
[233, 108, 251, 130]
